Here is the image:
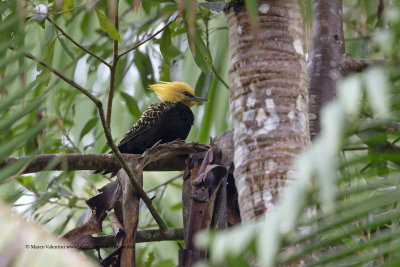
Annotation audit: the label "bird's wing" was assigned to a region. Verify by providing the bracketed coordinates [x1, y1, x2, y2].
[117, 102, 175, 149]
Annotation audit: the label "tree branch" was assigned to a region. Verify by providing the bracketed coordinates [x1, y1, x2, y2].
[47, 17, 111, 69]
[1, 143, 208, 174]
[65, 228, 184, 250]
[308, 0, 345, 138]
[118, 12, 178, 58]
[341, 53, 387, 76]
[106, 0, 120, 128]
[19, 50, 100, 104]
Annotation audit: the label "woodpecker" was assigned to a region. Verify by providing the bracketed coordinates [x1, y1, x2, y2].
[98, 81, 207, 176]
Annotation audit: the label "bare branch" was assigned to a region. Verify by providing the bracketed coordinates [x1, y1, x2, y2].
[341, 54, 387, 76]
[146, 173, 183, 193]
[18, 49, 100, 104]
[47, 18, 111, 69]
[1, 142, 208, 174]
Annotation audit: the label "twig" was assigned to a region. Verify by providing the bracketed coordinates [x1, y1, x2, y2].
[212, 65, 229, 89]
[1, 162, 30, 184]
[48, 200, 87, 209]
[205, 12, 229, 89]
[342, 147, 368, 151]
[46, 17, 111, 69]
[65, 228, 184, 249]
[56, 116, 82, 153]
[118, 12, 179, 58]
[31, 2, 88, 16]
[18, 50, 100, 103]
[106, 0, 120, 128]
[146, 173, 182, 193]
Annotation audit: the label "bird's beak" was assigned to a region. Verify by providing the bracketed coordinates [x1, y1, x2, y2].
[191, 96, 208, 103]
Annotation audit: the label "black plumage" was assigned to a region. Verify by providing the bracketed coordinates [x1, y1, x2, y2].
[117, 101, 194, 154]
[94, 81, 207, 177]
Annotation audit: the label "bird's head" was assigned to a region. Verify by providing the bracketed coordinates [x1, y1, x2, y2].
[148, 81, 208, 107]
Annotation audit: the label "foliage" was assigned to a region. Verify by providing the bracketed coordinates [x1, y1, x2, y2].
[196, 1, 400, 266]
[0, 0, 230, 264]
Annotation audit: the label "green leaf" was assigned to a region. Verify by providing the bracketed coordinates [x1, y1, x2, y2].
[160, 26, 172, 62]
[0, 97, 43, 134]
[0, 78, 37, 114]
[170, 202, 182, 210]
[298, 0, 313, 25]
[0, 157, 31, 183]
[80, 117, 99, 140]
[37, 38, 56, 86]
[94, 7, 121, 42]
[198, 2, 225, 12]
[115, 57, 127, 89]
[144, 251, 155, 267]
[188, 30, 213, 73]
[16, 175, 37, 193]
[54, 214, 72, 235]
[62, 0, 73, 20]
[195, 72, 212, 98]
[57, 35, 75, 60]
[244, 0, 259, 25]
[35, 191, 59, 207]
[0, 121, 46, 162]
[120, 91, 141, 120]
[134, 50, 155, 89]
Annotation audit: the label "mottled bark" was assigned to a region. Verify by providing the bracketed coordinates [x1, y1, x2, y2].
[225, 1, 310, 222]
[308, 0, 344, 138]
[118, 167, 140, 267]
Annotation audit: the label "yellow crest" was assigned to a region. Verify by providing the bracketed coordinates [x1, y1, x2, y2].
[148, 81, 207, 107]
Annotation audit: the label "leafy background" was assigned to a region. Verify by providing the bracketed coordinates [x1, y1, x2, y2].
[1, 0, 230, 265]
[2, 0, 400, 266]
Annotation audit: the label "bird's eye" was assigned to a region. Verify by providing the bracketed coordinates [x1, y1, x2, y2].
[182, 92, 192, 97]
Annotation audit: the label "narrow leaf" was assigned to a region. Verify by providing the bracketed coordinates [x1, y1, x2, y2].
[80, 117, 99, 140]
[94, 7, 121, 42]
[244, 0, 259, 25]
[120, 91, 141, 120]
[37, 38, 56, 85]
[188, 31, 213, 73]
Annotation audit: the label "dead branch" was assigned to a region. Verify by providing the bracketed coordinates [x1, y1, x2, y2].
[118, 165, 140, 267]
[1, 142, 209, 175]
[341, 53, 387, 76]
[63, 228, 184, 250]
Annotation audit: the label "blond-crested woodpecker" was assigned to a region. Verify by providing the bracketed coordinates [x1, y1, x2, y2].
[117, 81, 207, 154]
[98, 81, 207, 176]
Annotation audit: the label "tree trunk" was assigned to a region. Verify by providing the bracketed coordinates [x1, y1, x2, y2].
[225, 0, 310, 222]
[308, 0, 344, 138]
